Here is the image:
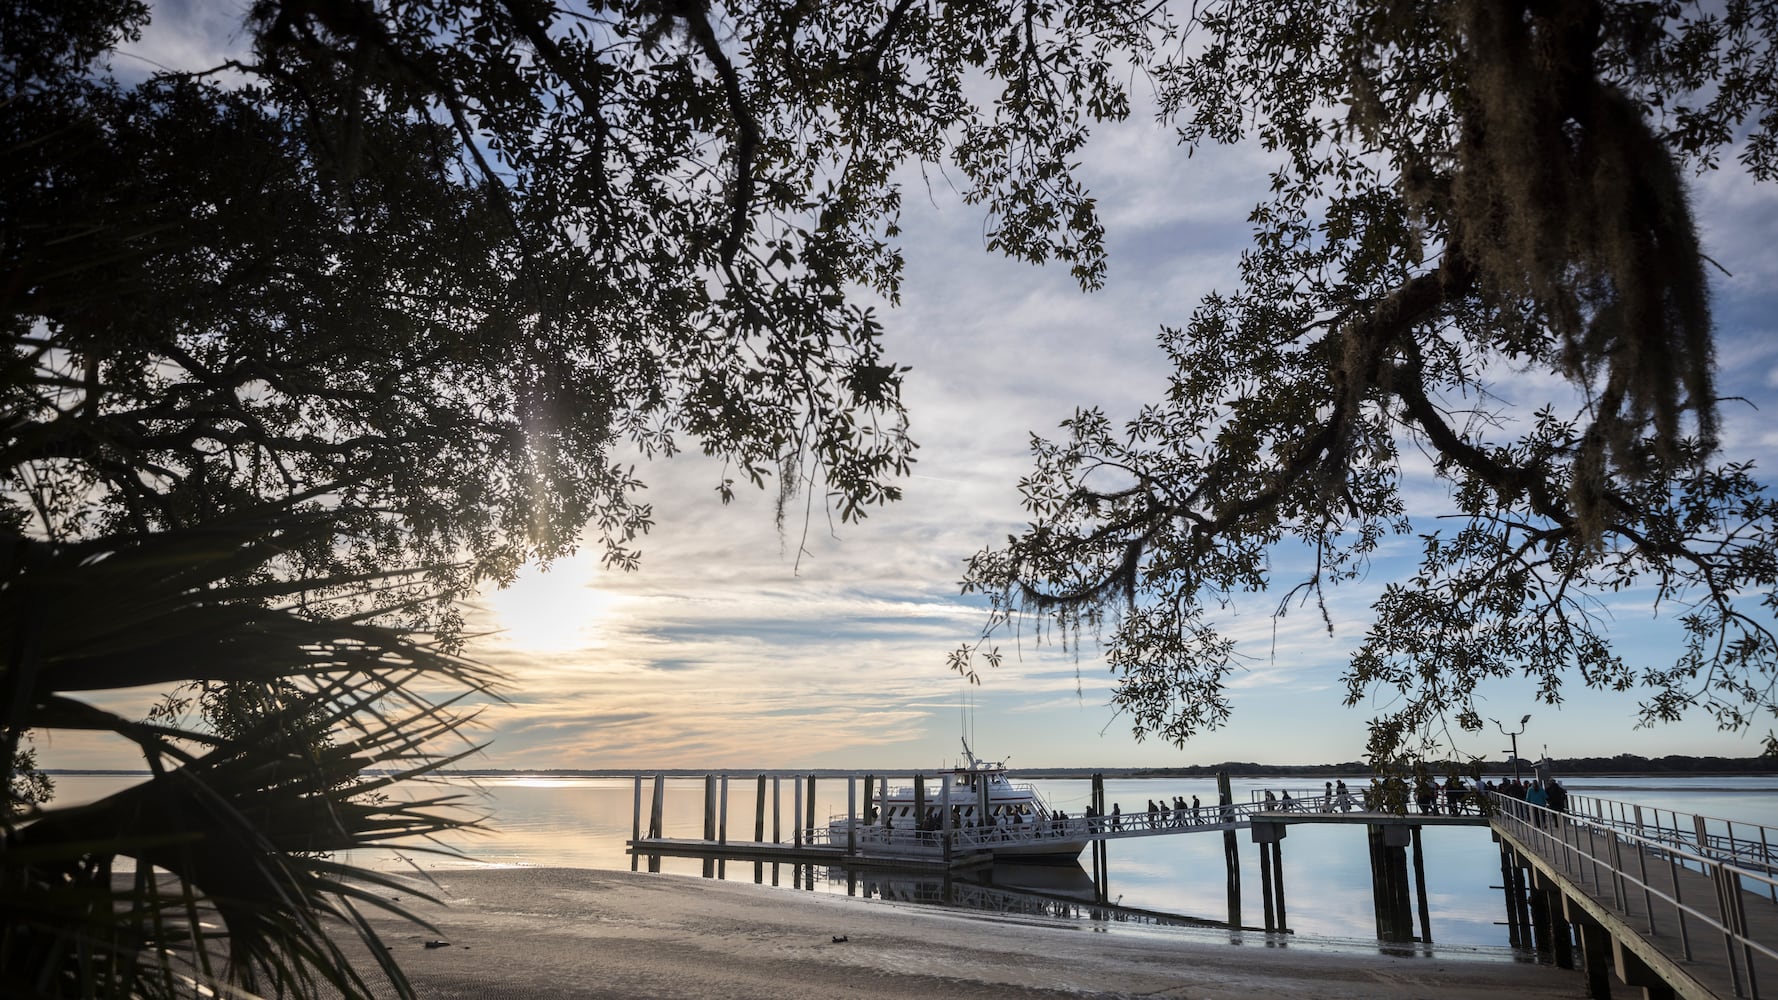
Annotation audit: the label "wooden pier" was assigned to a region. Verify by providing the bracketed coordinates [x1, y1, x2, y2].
[625, 769, 1487, 942]
[1491, 794, 1776, 999]
[626, 769, 1778, 997]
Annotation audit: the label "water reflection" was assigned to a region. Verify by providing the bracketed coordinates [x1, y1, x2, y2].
[642, 853, 1248, 930]
[632, 850, 1503, 960]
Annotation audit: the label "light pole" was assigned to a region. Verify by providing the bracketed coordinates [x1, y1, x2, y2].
[1495, 715, 1531, 782]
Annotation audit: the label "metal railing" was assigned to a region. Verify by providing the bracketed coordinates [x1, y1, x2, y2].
[811, 796, 1287, 853]
[1561, 793, 1778, 890]
[1493, 792, 1776, 999]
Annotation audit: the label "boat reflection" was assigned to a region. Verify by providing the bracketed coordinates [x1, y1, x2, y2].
[639, 853, 1248, 934]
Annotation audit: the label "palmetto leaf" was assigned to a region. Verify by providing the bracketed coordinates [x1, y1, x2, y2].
[2, 513, 501, 999]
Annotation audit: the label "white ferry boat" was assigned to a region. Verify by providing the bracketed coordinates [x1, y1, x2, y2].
[828, 742, 1088, 863]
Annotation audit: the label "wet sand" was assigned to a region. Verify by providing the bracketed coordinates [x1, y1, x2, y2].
[340, 867, 1586, 999]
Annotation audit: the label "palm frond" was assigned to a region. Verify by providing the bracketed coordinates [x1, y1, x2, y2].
[3, 512, 503, 999]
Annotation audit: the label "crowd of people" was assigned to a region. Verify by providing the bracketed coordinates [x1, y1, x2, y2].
[875, 772, 1570, 843]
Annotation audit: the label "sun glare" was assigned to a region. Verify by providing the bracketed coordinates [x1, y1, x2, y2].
[479, 554, 617, 655]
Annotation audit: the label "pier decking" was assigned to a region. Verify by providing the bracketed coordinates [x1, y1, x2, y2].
[1493, 793, 1777, 999]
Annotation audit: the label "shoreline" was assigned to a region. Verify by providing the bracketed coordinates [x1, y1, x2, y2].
[335, 867, 1587, 999]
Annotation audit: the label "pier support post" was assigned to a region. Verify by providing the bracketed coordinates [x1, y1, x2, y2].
[806, 775, 817, 839]
[1547, 885, 1575, 970]
[1272, 840, 1287, 931]
[1528, 879, 1553, 956]
[1251, 822, 1287, 932]
[940, 775, 953, 865]
[1411, 826, 1432, 944]
[1090, 773, 1108, 904]
[1509, 857, 1535, 948]
[719, 775, 729, 846]
[1499, 842, 1522, 949]
[1568, 901, 1614, 999]
[914, 775, 926, 841]
[649, 774, 665, 839]
[773, 777, 782, 843]
[632, 776, 642, 872]
[848, 775, 858, 856]
[1259, 838, 1276, 931]
[793, 778, 804, 847]
[755, 775, 767, 843]
[703, 774, 717, 843]
[1612, 937, 1677, 1000]
[1367, 824, 1415, 943]
[1219, 771, 1241, 928]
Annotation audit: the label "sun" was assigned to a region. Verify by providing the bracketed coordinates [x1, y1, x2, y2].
[478, 553, 617, 655]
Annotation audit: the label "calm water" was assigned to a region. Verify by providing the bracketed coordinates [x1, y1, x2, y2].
[48, 772, 1778, 951]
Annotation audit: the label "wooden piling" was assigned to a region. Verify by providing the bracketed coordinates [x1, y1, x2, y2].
[1510, 858, 1534, 946]
[773, 776, 782, 843]
[1272, 840, 1287, 931]
[847, 775, 858, 856]
[1218, 771, 1241, 927]
[718, 774, 729, 845]
[805, 775, 816, 837]
[1368, 824, 1414, 942]
[913, 775, 926, 836]
[1088, 772, 1102, 903]
[754, 774, 767, 842]
[1499, 842, 1522, 949]
[1259, 837, 1276, 931]
[1546, 886, 1574, 969]
[940, 774, 953, 865]
[1089, 774, 1103, 901]
[632, 775, 643, 872]
[703, 774, 717, 842]
[1576, 917, 1613, 997]
[649, 774, 665, 840]
[1411, 825, 1432, 943]
[793, 778, 803, 847]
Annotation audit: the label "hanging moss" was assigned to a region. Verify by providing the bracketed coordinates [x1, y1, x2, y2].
[1447, 0, 1715, 538]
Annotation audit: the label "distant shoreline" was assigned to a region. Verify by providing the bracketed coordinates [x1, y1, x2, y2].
[48, 754, 1776, 780]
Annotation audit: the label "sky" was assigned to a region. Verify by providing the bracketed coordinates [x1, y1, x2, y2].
[40, 2, 1778, 774]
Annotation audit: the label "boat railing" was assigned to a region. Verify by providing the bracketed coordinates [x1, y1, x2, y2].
[818, 797, 1278, 848]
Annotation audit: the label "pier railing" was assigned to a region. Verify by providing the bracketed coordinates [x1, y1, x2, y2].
[1560, 792, 1778, 888]
[1492, 792, 1777, 998]
[812, 796, 1284, 853]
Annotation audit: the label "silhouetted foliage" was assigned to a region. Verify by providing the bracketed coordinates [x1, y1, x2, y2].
[953, 0, 1778, 765]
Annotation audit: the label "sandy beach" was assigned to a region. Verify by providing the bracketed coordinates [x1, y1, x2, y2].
[338, 867, 1587, 999]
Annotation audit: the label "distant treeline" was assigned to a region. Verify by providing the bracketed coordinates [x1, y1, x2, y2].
[50, 753, 1773, 781]
[422, 752, 1775, 780]
[1019, 753, 1776, 779]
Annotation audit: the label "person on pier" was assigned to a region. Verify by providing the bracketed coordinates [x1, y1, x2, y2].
[1546, 779, 1567, 813]
[1525, 780, 1549, 827]
[1335, 780, 1353, 812]
[1191, 794, 1201, 824]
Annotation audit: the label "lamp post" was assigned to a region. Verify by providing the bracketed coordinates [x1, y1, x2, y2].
[1495, 715, 1531, 782]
